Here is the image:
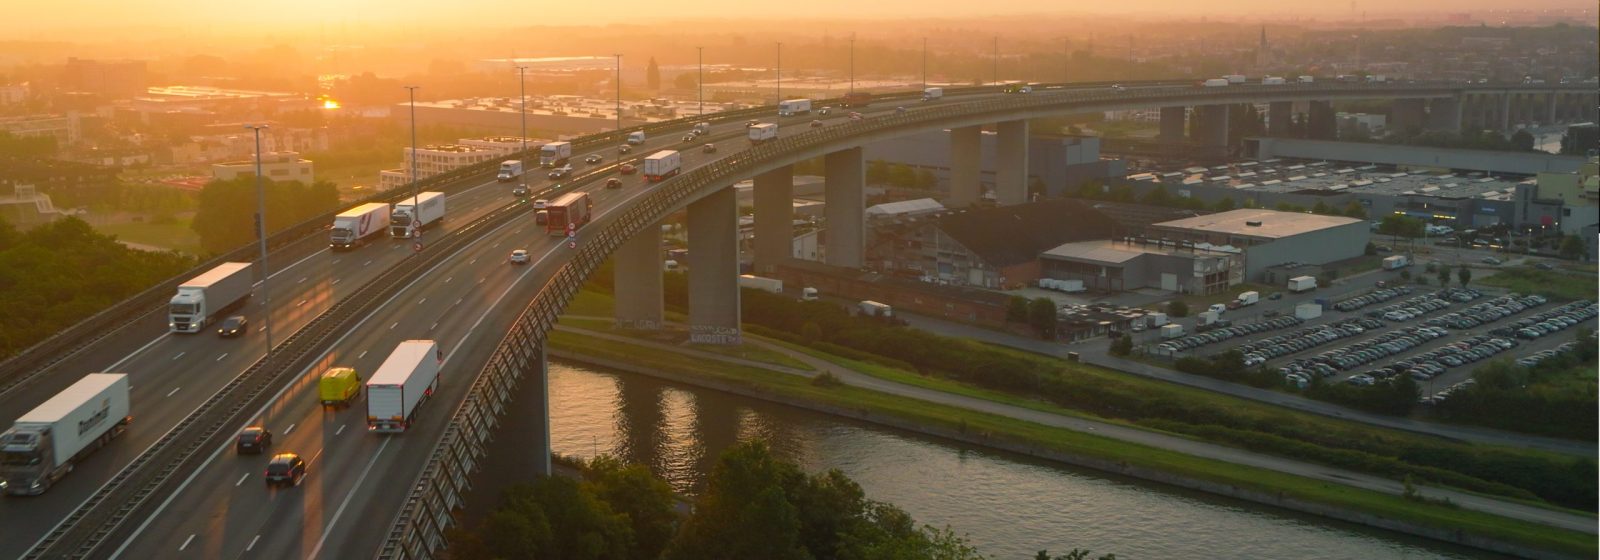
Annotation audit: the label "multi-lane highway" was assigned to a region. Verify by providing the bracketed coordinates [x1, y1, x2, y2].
[93, 102, 907, 559]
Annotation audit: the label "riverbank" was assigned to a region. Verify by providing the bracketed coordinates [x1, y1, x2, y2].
[547, 323, 1594, 559]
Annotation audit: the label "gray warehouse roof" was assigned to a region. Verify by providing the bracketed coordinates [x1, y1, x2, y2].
[1152, 209, 1362, 239]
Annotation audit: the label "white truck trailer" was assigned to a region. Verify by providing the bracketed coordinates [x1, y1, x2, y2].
[1382, 255, 1410, 270]
[1261, 76, 1286, 85]
[496, 160, 524, 182]
[778, 99, 812, 116]
[366, 340, 443, 433]
[1202, 78, 1230, 87]
[858, 300, 893, 318]
[539, 141, 573, 167]
[738, 274, 784, 294]
[1288, 275, 1318, 293]
[748, 123, 778, 144]
[1224, 74, 1247, 84]
[1236, 291, 1260, 306]
[331, 202, 392, 250]
[642, 150, 682, 182]
[390, 191, 447, 239]
[0, 373, 131, 495]
[169, 261, 254, 333]
[921, 87, 944, 101]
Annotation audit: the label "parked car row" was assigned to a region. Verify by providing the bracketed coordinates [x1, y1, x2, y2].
[1238, 318, 1380, 367]
[1400, 335, 1520, 381]
[1516, 340, 1588, 368]
[1436, 287, 1485, 303]
[1332, 286, 1413, 312]
[1369, 293, 1452, 322]
[1497, 301, 1597, 339]
[1421, 293, 1544, 330]
[1285, 324, 1450, 375]
[1420, 378, 1475, 405]
[1155, 316, 1304, 354]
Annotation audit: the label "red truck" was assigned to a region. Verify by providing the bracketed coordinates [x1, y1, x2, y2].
[545, 191, 592, 236]
[840, 92, 872, 108]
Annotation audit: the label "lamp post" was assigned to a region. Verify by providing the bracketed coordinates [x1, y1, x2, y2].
[614, 54, 622, 135]
[849, 33, 856, 95]
[404, 85, 420, 240]
[244, 124, 273, 357]
[992, 35, 999, 86]
[697, 46, 704, 116]
[921, 37, 927, 93]
[516, 66, 528, 158]
[775, 42, 782, 117]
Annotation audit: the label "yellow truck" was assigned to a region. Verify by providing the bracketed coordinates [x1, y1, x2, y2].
[319, 367, 361, 408]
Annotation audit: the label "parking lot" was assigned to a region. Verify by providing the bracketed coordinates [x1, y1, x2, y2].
[1148, 277, 1598, 403]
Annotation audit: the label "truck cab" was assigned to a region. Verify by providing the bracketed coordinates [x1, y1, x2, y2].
[627, 131, 646, 145]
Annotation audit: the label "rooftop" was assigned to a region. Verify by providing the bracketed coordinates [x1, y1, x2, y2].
[936, 200, 1121, 267]
[1132, 161, 1533, 201]
[1152, 208, 1362, 239]
[1042, 238, 1236, 264]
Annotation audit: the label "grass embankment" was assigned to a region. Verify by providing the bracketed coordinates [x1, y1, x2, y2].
[1477, 267, 1598, 301]
[557, 316, 813, 371]
[94, 217, 203, 255]
[547, 330, 1597, 558]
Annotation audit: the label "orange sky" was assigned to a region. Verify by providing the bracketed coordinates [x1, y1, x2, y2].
[3, 0, 1593, 31]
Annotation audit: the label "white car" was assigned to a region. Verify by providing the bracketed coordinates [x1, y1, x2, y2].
[509, 249, 529, 265]
[533, 199, 549, 210]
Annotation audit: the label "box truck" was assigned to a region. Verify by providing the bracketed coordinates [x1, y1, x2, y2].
[319, 367, 362, 408]
[1261, 76, 1286, 85]
[1294, 303, 1323, 320]
[331, 202, 392, 250]
[366, 340, 443, 433]
[921, 87, 943, 101]
[1224, 74, 1247, 84]
[738, 274, 784, 294]
[1288, 275, 1318, 293]
[1146, 312, 1168, 327]
[801, 287, 819, 301]
[1236, 291, 1260, 306]
[747, 123, 778, 144]
[1160, 324, 1184, 339]
[496, 160, 524, 182]
[778, 99, 812, 116]
[539, 141, 572, 167]
[0, 374, 131, 495]
[627, 131, 647, 145]
[858, 300, 893, 318]
[544, 191, 593, 236]
[643, 150, 682, 182]
[1382, 255, 1409, 270]
[1202, 78, 1230, 87]
[169, 262, 254, 333]
[1297, 76, 1315, 83]
[390, 191, 446, 239]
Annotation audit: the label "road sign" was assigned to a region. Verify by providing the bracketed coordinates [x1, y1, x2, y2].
[567, 240, 577, 249]
[565, 223, 575, 236]
[412, 242, 424, 253]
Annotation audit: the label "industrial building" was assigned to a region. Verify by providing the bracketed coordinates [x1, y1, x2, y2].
[211, 151, 314, 183]
[862, 130, 1126, 202]
[378, 136, 538, 190]
[1040, 238, 1240, 294]
[1146, 209, 1369, 280]
[864, 199, 1121, 289]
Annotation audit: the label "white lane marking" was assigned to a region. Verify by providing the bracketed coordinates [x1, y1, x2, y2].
[332, 278, 341, 285]
[478, 277, 485, 284]
[298, 277, 307, 284]
[178, 534, 195, 551]
[308, 448, 325, 465]
[430, 322, 438, 331]
[258, 325, 266, 332]
[335, 424, 346, 436]
[417, 297, 426, 304]
[444, 276, 452, 283]
[492, 241, 500, 248]
[166, 387, 181, 397]
[390, 322, 398, 330]
[283, 423, 296, 435]
[358, 350, 368, 360]
[216, 353, 228, 362]
[235, 473, 249, 487]
[455, 298, 463, 306]
[364, 260, 373, 266]
[469, 258, 477, 265]
[296, 300, 306, 307]
[332, 259, 341, 264]
[246, 535, 260, 552]
[172, 352, 185, 361]
[305, 438, 392, 560]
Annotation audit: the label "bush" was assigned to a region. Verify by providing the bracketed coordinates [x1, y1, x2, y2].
[1166, 300, 1190, 318]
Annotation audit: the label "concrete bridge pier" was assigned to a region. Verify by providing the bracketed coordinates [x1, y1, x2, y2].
[948, 125, 982, 207]
[752, 164, 794, 275]
[1499, 93, 1512, 131]
[614, 220, 664, 330]
[824, 147, 865, 268]
[995, 120, 1030, 205]
[1194, 105, 1229, 147]
[687, 186, 740, 345]
[1428, 96, 1462, 132]
[1267, 102, 1292, 136]
[1391, 98, 1427, 132]
[1159, 106, 1187, 141]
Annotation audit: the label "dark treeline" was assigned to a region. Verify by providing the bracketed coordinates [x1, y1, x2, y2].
[1434, 339, 1598, 440]
[191, 177, 340, 254]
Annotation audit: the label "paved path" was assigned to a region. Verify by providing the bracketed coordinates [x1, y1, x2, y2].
[555, 320, 1597, 534]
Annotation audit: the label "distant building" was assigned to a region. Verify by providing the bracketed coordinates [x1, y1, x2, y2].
[862, 130, 1125, 201]
[399, 95, 734, 137]
[1537, 157, 1599, 248]
[61, 58, 149, 98]
[865, 199, 1121, 289]
[0, 185, 68, 228]
[0, 114, 78, 146]
[1040, 238, 1240, 294]
[1146, 208, 1369, 280]
[378, 141, 511, 191]
[0, 84, 29, 106]
[212, 151, 314, 184]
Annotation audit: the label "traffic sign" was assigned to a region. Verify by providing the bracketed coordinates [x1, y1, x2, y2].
[565, 222, 575, 236]
[567, 240, 577, 249]
[412, 242, 424, 253]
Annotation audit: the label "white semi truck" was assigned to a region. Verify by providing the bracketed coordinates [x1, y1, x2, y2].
[642, 150, 682, 182]
[858, 300, 893, 318]
[169, 262, 254, 333]
[367, 340, 443, 433]
[496, 160, 524, 182]
[0, 373, 131, 495]
[748, 123, 778, 144]
[778, 99, 812, 117]
[539, 141, 573, 167]
[737, 274, 784, 294]
[921, 87, 944, 101]
[331, 202, 392, 250]
[390, 191, 447, 239]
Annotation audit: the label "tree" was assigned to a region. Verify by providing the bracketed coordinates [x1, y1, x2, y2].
[1109, 334, 1133, 357]
[1311, 201, 1331, 215]
[1509, 129, 1535, 151]
[1006, 296, 1030, 323]
[1560, 125, 1598, 155]
[914, 169, 938, 190]
[584, 456, 678, 559]
[191, 177, 339, 255]
[866, 160, 889, 184]
[886, 163, 916, 188]
[1457, 266, 1472, 287]
[1211, 197, 1236, 211]
[1166, 300, 1190, 318]
[1559, 235, 1585, 260]
[1027, 297, 1058, 339]
[1342, 201, 1368, 219]
[1436, 264, 1451, 287]
[1377, 214, 1424, 241]
[646, 57, 661, 90]
[664, 442, 809, 560]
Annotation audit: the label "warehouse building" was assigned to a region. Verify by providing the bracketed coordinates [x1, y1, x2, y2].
[1147, 209, 1369, 281]
[864, 199, 1121, 289]
[1040, 238, 1241, 294]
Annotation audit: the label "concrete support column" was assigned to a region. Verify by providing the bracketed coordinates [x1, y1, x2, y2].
[1428, 96, 1462, 132]
[1308, 101, 1335, 139]
[613, 223, 663, 330]
[1195, 105, 1229, 147]
[532, 344, 551, 475]
[948, 126, 982, 207]
[1159, 106, 1187, 141]
[824, 147, 865, 268]
[1547, 93, 1559, 125]
[687, 186, 740, 345]
[1391, 98, 1426, 132]
[752, 164, 793, 274]
[995, 119, 1030, 206]
[1267, 102, 1292, 136]
[1499, 93, 1512, 131]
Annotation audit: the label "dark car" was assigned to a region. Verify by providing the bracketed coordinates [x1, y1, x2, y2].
[810, 119, 825, 128]
[264, 453, 306, 486]
[584, 154, 602, 164]
[617, 145, 632, 154]
[619, 163, 637, 175]
[702, 143, 717, 154]
[236, 426, 272, 454]
[605, 177, 623, 189]
[217, 315, 248, 338]
[511, 184, 529, 198]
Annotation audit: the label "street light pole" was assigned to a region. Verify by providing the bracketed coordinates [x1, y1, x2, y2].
[697, 46, 704, 117]
[614, 54, 622, 135]
[992, 35, 999, 86]
[516, 66, 528, 158]
[921, 37, 927, 93]
[849, 33, 856, 95]
[404, 85, 420, 240]
[776, 41, 781, 118]
[244, 124, 273, 357]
